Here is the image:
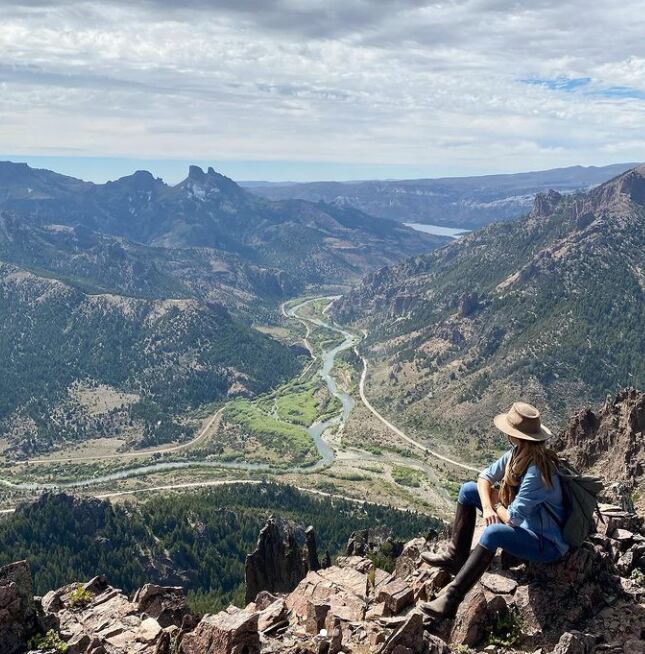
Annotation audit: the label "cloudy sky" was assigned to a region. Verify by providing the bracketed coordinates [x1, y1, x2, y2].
[1, 0, 644, 182]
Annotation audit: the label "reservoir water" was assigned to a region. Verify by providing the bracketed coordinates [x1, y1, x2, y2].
[404, 222, 470, 238]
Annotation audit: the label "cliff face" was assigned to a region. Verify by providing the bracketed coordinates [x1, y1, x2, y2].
[555, 388, 645, 512]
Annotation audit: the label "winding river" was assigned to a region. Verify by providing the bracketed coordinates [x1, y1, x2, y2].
[0, 297, 359, 491]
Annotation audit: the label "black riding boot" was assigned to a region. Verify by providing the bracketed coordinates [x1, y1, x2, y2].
[421, 502, 476, 573]
[420, 544, 494, 620]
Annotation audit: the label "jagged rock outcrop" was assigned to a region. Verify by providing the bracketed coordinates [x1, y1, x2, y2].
[532, 189, 563, 218]
[0, 561, 39, 654]
[181, 610, 260, 654]
[555, 388, 645, 511]
[33, 575, 193, 654]
[133, 584, 190, 629]
[245, 518, 320, 604]
[7, 499, 645, 654]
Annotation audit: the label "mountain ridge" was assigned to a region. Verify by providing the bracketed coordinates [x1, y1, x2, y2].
[0, 161, 444, 457]
[0, 161, 444, 288]
[333, 166, 645, 460]
[245, 162, 641, 229]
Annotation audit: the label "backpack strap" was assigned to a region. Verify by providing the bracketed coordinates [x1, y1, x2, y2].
[542, 502, 564, 529]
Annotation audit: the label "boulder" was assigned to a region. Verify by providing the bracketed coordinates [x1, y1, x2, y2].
[526, 543, 611, 586]
[448, 587, 488, 647]
[421, 568, 451, 601]
[480, 572, 518, 595]
[257, 597, 288, 633]
[376, 579, 414, 616]
[305, 601, 330, 634]
[286, 565, 368, 628]
[252, 591, 279, 612]
[180, 609, 260, 654]
[394, 538, 428, 579]
[378, 611, 425, 654]
[133, 584, 190, 628]
[550, 630, 598, 654]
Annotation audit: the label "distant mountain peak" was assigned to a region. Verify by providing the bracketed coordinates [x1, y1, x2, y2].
[181, 165, 244, 200]
[108, 169, 161, 192]
[582, 164, 645, 214]
[132, 170, 154, 180]
[0, 161, 31, 178]
[613, 164, 645, 204]
[188, 164, 206, 180]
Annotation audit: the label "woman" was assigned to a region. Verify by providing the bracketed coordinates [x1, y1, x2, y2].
[420, 401, 568, 620]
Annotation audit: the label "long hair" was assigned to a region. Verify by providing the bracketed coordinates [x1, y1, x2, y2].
[499, 439, 561, 507]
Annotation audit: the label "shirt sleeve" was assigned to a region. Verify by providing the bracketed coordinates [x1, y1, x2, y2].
[478, 450, 511, 484]
[507, 465, 548, 525]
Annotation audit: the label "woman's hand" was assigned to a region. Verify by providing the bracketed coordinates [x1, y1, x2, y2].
[483, 507, 501, 526]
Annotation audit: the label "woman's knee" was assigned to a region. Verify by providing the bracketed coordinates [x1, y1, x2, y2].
[479, 523, 512, 551]
[458, 481, 479, 505]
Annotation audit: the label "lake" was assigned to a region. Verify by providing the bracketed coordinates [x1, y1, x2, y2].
[404, 222, 470, 238]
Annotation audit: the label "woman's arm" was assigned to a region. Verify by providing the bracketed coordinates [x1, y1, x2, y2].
[477, 477, 501, 526]
[478, 450, 513, 526]
[505, 466, 548, 526]
[495, 505, 511, 525]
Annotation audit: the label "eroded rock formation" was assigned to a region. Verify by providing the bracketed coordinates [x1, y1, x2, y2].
[244, 518, 320, 604]
[555, 388, 645, 511]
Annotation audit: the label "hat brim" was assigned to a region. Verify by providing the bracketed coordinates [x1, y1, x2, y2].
[493, 413, 552, 442]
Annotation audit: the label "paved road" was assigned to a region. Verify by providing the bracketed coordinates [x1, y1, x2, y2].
[289, 298, 479, 473]
[353, 337, 480, 474]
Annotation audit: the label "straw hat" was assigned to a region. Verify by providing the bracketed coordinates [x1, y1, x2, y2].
[493, 402, 552, 442]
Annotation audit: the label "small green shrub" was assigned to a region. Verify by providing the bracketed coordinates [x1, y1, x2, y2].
[68, 586, 93, 608]
[392, 465, 424, 488]
[486, 606, 523, 647]
[29, 630, 68, 653]
[368, 540, 397, 573]
[631, 568, 645, 587]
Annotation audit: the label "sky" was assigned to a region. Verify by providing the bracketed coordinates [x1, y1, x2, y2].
[1, 0, 644, 183]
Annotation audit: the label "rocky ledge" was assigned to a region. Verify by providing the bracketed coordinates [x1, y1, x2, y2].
[2, 503, 644, 654]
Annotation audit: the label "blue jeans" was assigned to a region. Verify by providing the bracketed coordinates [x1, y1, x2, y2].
[459, 481, 561, 563]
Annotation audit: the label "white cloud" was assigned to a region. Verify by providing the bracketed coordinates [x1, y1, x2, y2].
[0, 0, 643, 177]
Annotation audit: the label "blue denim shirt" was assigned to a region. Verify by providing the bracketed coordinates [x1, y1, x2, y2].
[479, 449, 569, 556]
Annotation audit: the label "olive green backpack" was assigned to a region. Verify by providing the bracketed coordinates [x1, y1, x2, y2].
[544, 464, 605, 549]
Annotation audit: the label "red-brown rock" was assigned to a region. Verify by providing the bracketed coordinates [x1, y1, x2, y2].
[180, 609, 260, 654]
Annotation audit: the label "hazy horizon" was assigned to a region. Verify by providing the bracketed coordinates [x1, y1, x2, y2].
[1, 155, 641, 186]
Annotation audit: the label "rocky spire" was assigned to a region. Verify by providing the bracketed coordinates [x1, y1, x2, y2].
[244, 518, 311, 604]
